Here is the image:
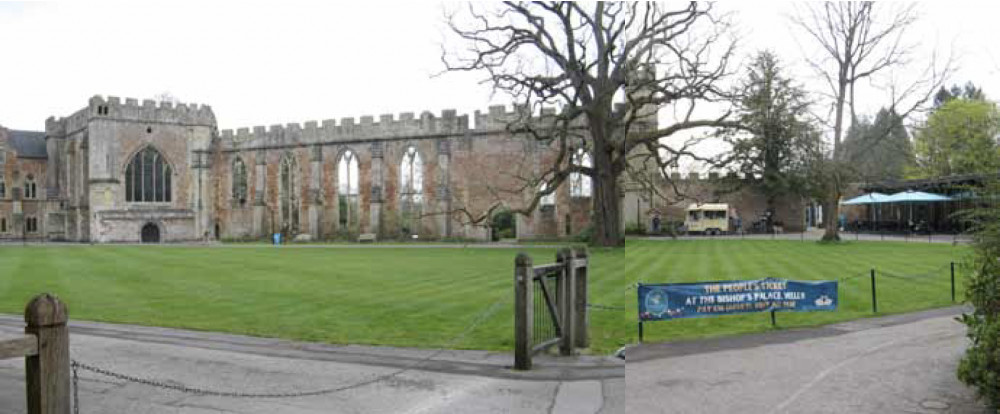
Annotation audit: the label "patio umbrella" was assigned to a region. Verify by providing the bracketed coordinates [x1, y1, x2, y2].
[840, 193, 890, 232]
[882, 191, 952, 203]
[883, 191, 952, 229]
[840, 192, 890, 205]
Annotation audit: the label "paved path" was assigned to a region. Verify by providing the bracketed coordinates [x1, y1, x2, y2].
[0, 318, 622, 414]
[627, 306, 990, 414]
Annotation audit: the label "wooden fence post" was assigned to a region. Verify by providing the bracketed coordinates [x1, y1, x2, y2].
[573, 248, 589, 349]
[557, 248, 575, 356]
[24, 293, 70, 414]
[514, 254, 533, 370]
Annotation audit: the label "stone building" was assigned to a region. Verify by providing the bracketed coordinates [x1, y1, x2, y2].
[0, 95, 640, 243]
[623, 171, 812, 234]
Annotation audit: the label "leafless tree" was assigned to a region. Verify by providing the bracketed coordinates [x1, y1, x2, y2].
[442, 2, 739, 247]
[791, 2, 951, 241]
[153, 91, 180, 105]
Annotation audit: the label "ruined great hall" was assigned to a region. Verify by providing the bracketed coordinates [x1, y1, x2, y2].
[0, 96, 626, 243]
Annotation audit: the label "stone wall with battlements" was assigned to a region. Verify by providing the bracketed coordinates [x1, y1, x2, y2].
[212, 105, 597, 241]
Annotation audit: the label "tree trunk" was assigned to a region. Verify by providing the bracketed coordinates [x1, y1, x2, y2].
[821, 191, 841, 242]
[591, 148, 624, 247]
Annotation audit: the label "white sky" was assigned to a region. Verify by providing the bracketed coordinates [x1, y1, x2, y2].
[1, 1, 999, 165]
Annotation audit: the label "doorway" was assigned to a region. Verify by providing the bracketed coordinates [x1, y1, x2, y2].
[141, 223, 160, 243]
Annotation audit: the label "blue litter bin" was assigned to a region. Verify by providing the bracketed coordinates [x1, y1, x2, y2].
[273, 233, 281, 245]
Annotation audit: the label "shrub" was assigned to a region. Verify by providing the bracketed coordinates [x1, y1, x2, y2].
[625, 222, 646, 235]
[957, 182, 1000, 409]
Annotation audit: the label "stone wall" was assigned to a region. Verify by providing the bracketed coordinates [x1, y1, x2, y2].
[213, 106, 598, 242]
[628, 174, 810, 233]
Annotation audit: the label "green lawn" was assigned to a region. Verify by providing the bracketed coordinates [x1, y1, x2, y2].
[0, 240, 969, 354]
[0, 245, 626, 353]
[625, 239, 970, 344]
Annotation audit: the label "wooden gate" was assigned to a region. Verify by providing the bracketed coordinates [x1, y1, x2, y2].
[513, 247, 589, 370]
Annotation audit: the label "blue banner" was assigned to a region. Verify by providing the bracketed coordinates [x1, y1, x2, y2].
[638, 278, 837, 321]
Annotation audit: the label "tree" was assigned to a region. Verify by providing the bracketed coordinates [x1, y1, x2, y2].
[153, 92, 180, 105]
[912, 98, 1000, 178]
[842, 108, 913, 181]
[723, 50, 822, 223]
[443, 2, 738, 247]
[792, 2, 950, 241]
[933, 82, 985, 109]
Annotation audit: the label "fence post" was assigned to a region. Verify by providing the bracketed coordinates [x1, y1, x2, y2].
[573, 248, 589, 349]
[950, 262, 956, 303]
[24, 293, 70, 414]
[514, 254, 533, 371]
[870, 269, 878, 314]
[557, 248, 575, 356]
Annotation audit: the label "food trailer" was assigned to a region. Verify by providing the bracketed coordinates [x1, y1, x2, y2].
[684, 203, 730, 235]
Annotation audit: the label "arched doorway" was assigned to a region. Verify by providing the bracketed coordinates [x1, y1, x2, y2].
[491, 209, 516, 241]
[141, 223, 160, 243]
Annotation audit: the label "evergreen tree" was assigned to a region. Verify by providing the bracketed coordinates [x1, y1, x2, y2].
[843, 108, 913, 181]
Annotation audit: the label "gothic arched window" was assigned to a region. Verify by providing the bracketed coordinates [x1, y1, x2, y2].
[232, 157, 248, 207]
[399, 146, 423, 234]
[338, 150, 360, 227]
[540, 182, 556, 207]
[23, 175, 37, 199]
[125, 147, 172, 202]
[569, 148, 592, 198]
[0, 172, 5, 199]
[279, 155, 299, 233]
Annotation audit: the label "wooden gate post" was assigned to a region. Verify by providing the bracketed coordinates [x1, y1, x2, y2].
[24, 293, 70, 414]
[514, 254, 533, 370]
[557, 248, 575, 356]
[573, 248, 589, 348]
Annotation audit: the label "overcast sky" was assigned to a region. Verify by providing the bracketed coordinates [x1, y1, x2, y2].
[1, 1, 998, 160]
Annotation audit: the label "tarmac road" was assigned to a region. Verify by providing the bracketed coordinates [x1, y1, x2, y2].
[626, 306, 990, 414]
[0, 317, 622, 414]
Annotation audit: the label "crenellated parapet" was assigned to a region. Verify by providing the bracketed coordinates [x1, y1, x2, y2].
[90, 95, 215, 126]
[216, 104, 609, 150]
[219, 108, 475, 150]
[46, 95, 216, 137]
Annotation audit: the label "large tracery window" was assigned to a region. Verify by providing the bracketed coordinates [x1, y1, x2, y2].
[279, 155, 299, 233]
[126, 147, 172, 203]
[399, 146, 423, 235]
[569, 148, 593, 198]
[338, 150, 360, 227]
[0, 173, 5, 199]
[232, 157, 248, 207]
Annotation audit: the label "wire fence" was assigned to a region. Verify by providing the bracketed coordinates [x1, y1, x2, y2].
[69, 295, 508, 413]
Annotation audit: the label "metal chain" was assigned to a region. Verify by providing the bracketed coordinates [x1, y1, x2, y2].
[587, 303, 626, 311]
[880, 263, 952, 281]
[839, 272, 869, 282]
[72, 360, 80, 414]
[71, 297, 507, 403]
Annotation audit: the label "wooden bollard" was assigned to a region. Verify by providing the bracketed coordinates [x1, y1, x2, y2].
[557, 248, 575, 356]
[514, 254, 533, 370]
[24, 294, 70, 414]
[573, 248, 589, 349]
